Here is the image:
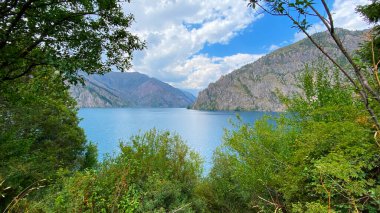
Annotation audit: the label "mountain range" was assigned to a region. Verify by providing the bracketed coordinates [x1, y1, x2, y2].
[192, 29, 365, 111]
[70, 72, 195, 108]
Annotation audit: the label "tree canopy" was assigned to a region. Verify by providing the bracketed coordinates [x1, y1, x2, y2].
[357, 0, 380, 23]
[0, 0, 145, 83]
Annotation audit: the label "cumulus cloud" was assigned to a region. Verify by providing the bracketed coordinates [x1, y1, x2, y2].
[171, 53, 263, 90]
[293, 0, 372, 41]
[121, 0, 262, 89]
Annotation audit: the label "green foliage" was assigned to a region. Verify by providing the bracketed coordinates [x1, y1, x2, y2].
[203, 64, 380, 212]
[248, 0, 314, 30]
[285, 67, 380, 212]
[37, 129, 204, 212]
[0, 69, 97, 210]
[292, 202, 329, 213]
[0, 0, 145, 83]
[357, 0, 380, 23]
[357, 0, 380, 77]
[203, 115, 295, 212]
[0, 0, 145, 210]
[287, 64, 360, 122]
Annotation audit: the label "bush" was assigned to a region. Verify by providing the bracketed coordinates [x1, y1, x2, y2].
[37, 129, 205, 212]
[203, 65, 380, 212]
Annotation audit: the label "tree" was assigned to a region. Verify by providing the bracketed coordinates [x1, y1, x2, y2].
[357, 1, 380, 87]
[0, 68, 97, 210]
[357, 1, 380, 23]
[0, 0, 145, 84]
[248, 0, 380, 130]
[0, 0, 145, 210]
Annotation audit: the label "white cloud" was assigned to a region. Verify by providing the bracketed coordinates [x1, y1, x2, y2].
[171, 53, 263, 90]
[269, 44, 280, 51]
[332, 0, 371, 30]
[121, 0, 263, 89]
[293, 0, 372, 41]
[293, 23, 325, 42]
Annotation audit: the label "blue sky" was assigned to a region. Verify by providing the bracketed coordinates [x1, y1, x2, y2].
[123, 0, 371, 95]
[200, 1, 338, 57]
[200, 14, 296, 56]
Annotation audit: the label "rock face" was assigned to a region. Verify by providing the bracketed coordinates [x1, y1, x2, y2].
[192, 29, 365, 111]
[70, 72, 196, 108]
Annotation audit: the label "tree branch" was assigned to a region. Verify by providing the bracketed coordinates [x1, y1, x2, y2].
[255, 3, 286, 16]
[308, 4, 331, 31]
[1, 63, 40, 82]
[3, 179, 46, 213]
[321, 0, 334, 33]
[327, 23, 380, 104]
[0, 0, 19, 19]
[0, 0, 35, 49]
[285, 13, 380, 129]
[286, 14, 359, 90]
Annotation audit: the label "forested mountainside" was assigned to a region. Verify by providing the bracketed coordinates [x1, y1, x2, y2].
[193, 29, 365, 111]
[70, 72, 195, 108]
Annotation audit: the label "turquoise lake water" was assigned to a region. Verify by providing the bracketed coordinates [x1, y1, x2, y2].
[78, 108, 276, 172]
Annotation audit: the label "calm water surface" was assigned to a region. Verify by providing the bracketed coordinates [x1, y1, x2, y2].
[78, 108, 276, 172]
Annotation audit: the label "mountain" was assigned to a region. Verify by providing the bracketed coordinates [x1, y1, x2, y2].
[192, 29, 365, 111]
[70, 72, 196, 108]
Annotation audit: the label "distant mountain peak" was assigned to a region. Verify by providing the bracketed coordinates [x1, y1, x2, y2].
[70, 72, 196, 108]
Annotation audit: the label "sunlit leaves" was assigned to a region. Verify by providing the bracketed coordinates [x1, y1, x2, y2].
[40, 129, 204, 212]
[206, 64, 380, 212]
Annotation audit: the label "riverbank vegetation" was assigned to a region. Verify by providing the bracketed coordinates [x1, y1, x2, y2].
[1, 0, 380, 212]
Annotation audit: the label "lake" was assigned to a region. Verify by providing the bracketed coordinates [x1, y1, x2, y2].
[78, 108, 276, 172]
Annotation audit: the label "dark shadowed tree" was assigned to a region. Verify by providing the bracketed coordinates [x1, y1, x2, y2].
[0, 68, 98, 210]
[0, 0, 145, 84]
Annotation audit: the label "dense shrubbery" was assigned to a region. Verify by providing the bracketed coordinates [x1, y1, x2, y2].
[29, 129, 204, 212]
[201, 65, 380, 212]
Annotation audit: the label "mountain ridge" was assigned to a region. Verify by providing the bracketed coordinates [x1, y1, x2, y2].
[70, 72, 195, 108]
[192, 29, 365, 111]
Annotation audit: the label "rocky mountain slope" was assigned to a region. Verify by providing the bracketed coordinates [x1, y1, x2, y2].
[192, 29, 365, 111]
[70, 72, 195, 108]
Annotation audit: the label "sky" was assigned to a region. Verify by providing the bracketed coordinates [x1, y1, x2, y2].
[122, 0, 372, 95]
